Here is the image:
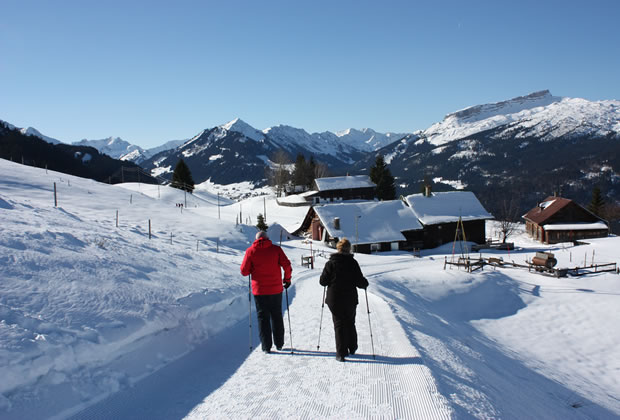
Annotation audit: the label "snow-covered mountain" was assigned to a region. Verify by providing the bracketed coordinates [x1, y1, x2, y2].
[19, 126, 63, 144]
[422, 90, 620, 146]
[0, 120, 63, 144]
[141, 118, 396, 184]
[335, 127, 407, 151]
[119, 139, 187, 163]
[73, 136, 144, 160]
[352, 90, 620, 217]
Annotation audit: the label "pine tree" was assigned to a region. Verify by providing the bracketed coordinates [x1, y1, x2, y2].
[292, 154, 307, 190]
[588, 186, 605, 217]
[256, 213, 268, 231]
[306, 156, 317, 188]
[370, 154, 396, 200]
[170, 159, 195, 193]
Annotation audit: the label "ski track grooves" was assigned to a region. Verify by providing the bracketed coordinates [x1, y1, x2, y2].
[70, 266, 453, 420]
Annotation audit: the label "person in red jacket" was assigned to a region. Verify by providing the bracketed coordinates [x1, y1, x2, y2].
[241, 230, 292, 353]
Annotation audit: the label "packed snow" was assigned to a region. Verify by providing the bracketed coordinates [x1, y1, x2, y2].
[1, 158, 620, 419]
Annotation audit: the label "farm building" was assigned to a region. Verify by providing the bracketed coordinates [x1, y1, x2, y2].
[522, 196, 609, 244]
[404, 191, 493, 248]
[295, 200, 423, 253]
[312, 175, 376, 202]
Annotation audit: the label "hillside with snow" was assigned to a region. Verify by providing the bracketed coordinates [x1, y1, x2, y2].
[1, 158, 620, 419]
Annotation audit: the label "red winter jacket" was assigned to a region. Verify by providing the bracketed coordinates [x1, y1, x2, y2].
[240, 238, 292, 295]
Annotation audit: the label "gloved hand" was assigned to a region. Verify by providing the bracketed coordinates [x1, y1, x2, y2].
[283, 280, 291, 289]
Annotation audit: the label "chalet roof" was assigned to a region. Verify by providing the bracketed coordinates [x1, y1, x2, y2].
[522, 196, 573, 225]
[314, 200, 422, 245]
[404, 191, 493, 225]
[314, 175, 376, 192]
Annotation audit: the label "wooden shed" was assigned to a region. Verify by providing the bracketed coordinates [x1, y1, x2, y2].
[522, 196, 609, 244]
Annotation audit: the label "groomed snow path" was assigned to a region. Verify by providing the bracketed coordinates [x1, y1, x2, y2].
[70, 268, 453, 420]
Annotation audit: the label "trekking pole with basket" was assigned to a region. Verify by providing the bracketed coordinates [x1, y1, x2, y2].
[317, 286, 327, 351]
[364, 288, 376, 359]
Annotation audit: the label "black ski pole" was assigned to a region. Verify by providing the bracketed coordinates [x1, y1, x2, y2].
[364, 288, 375, 359]
[317, 286, 327, 351]
[248, 274, 253, 351]
[285, 287, 293, 354]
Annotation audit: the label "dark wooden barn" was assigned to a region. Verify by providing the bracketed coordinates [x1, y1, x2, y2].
[522, 196, 609, 244]
[312, 175, 376, 202]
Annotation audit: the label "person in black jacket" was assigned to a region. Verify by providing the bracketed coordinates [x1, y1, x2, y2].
[319, 238, 369, 362]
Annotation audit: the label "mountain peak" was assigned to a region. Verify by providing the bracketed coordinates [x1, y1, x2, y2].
[19, 126, 62, 144]
[219, 118, 264, 142]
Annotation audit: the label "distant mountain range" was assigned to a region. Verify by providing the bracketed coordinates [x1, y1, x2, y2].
[137, 118, 407, 185]
[2, 90, 619, 219]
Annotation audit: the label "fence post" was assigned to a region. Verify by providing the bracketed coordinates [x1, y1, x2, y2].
[170, 232, 173, 245]
[53, 182, 57, 207]
[149, 220, 151, 239]
[116, 210, 119, 227]
[217, 238, 219, 253]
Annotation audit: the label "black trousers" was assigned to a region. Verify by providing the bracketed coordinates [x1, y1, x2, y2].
[253, 293, 285, 351]
[329, 303, 357, 357]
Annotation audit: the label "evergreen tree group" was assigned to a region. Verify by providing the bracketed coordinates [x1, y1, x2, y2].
[370, 154, 396, 200]
[292, 154, 316, 190]
[170, 159, 195, 193]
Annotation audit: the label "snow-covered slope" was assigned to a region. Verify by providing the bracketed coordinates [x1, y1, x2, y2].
[423, 90, 620, 145]
[2, 158, 620, 419]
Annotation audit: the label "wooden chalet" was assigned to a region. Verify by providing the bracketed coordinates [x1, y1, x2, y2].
[404, 190, 493, 249]
[295, 200, 423, 253]
[522, 196, 609, 244]
[312, 175, 376, 203]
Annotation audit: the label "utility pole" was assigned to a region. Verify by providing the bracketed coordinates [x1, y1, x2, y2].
[355, 215, 361, 253]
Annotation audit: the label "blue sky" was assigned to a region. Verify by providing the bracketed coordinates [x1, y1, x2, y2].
[2, 0, 619, 148]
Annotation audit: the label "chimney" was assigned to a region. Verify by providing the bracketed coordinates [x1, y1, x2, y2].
[334, 217, 340, 230]
[425, 184, 432, 197]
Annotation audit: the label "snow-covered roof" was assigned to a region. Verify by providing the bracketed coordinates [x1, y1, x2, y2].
[543, 222, 608, 231]
[277, 194, 311, 205]
[314, 175, 376, 192]
[314, 200, 422, 245]
[404, 191, 493, 225]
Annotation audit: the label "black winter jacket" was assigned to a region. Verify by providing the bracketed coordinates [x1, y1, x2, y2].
[319, 252, 369, 308]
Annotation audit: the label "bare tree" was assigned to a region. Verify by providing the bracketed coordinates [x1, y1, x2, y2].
[313, 161, 329, 182]
[269, 150, 291, 197]
[495, 197, 521, 243]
